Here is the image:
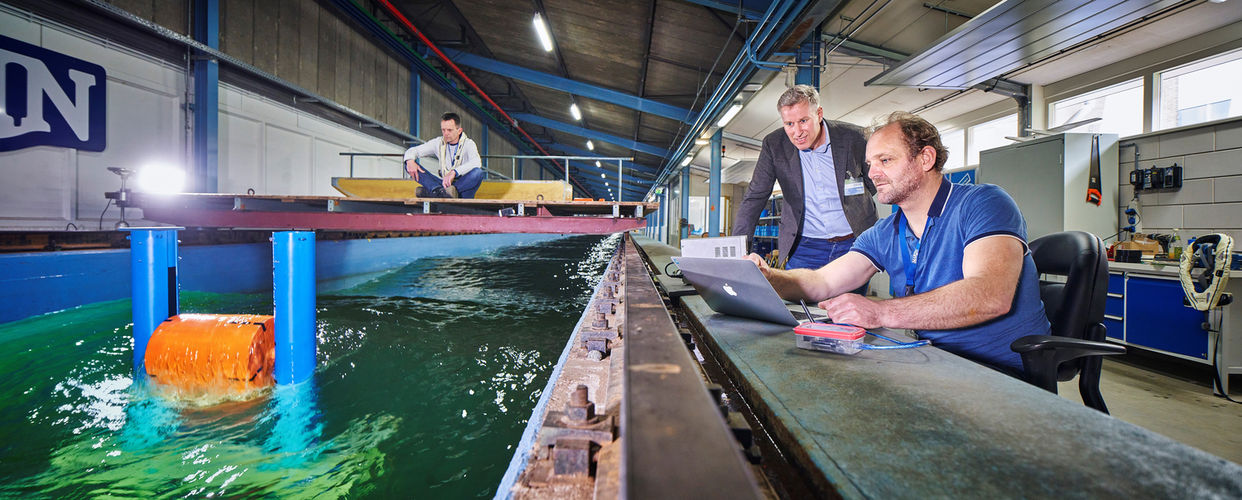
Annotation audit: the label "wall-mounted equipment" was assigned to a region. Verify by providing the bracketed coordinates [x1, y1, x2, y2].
[1129, 164, 1183, 191]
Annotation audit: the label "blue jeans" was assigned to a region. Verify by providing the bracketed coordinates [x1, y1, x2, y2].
[416, 168, 485, 198]
[786, 235, 868, 295]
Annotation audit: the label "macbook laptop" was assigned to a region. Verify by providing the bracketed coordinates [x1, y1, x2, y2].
[672, 256, 800, 326]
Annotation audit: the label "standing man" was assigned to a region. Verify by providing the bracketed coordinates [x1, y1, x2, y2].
[745, 112, 1049, 373]
[403, 112, 485, 198]
[733, 85, 878, 270]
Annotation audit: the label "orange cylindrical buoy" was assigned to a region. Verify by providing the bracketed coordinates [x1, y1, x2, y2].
[144, 314, 276, 396]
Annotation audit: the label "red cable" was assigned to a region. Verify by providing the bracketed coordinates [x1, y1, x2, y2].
[375, 0, 591, 196]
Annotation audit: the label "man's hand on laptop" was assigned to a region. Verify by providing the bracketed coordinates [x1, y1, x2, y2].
[744, 253, 771, 278]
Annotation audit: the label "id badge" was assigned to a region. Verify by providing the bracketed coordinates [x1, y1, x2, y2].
[844, 178, 865, 196]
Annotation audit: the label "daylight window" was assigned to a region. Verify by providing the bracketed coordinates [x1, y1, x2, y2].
[1050, 79, 1143, 137]
[967, 114, 1017, 166]
[940, 128, 965, 172]
[1157, 48, 1242, 129]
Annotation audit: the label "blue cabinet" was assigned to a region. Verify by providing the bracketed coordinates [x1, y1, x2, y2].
[1124, 276, 1208, 360]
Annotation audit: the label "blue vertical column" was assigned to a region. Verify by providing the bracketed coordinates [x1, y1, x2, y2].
[193, 0, 219, 193]
[680, 167, 690, 239]
[709, 129, 722, 236]
[410, 69, 421, 136]
[273, 231, 316, 385]
[795, 28, 820, 88]
[126, 227, 181, 373]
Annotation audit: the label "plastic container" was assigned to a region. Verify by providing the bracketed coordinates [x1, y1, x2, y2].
[794, 322, 867, 355]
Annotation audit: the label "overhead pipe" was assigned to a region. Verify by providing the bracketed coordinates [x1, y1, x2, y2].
[652, 0, 809, 193]
[373, 0, 592, 197]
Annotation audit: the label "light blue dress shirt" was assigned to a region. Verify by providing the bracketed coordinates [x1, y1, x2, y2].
[798, 124, 853, 239]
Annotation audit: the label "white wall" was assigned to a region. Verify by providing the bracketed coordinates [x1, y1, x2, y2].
[0, 7, 185, 230]
[217, 84, 405, 196]
[0, 7, 407, 230]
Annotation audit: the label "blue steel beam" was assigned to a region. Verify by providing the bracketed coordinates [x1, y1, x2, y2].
[571, 163, 653, 188]
[543, 143, 660, 175]
[444, 50, 694, 123]
[513, 113, 670, 158]
[192, 0, 219, 193]
[681, 0, 766, 20]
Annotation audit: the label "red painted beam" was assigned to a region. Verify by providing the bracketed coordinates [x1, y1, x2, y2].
[138, 206, 644, 235]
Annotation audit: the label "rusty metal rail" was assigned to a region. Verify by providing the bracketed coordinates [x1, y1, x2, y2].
[618, 234, 761, 499]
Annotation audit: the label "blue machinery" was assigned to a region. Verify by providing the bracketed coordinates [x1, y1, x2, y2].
[125, 227, 317, 385]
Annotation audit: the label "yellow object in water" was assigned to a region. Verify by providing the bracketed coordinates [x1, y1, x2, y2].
[331, 177, 573, 201]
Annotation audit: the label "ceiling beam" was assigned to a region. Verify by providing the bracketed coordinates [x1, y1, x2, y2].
[444, 50, 695, 123]
[544, 143, 660, 175]
[680, 0, 765, 20]
[513, 113, 671, 158]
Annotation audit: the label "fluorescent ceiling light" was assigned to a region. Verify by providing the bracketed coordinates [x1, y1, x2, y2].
[586, 139, 594, 150]
[716, 103, 742, 128]
[600, 173, 605, 178]
[533, 13, 554, 52]
[694, 138, 709, 146]
[595, 161, 601, 168]
[570, 103, 582, 121]
[680, 156, 692, 167]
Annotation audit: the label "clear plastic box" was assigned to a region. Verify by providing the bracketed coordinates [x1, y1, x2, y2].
[794, 322, 867, 355]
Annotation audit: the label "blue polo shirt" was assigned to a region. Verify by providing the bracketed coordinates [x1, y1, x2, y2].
[850, 179, 1049, 372]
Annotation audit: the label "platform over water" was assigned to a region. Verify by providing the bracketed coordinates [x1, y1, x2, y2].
[131, 192, 655, 234]
[635, 236, 1242, 498]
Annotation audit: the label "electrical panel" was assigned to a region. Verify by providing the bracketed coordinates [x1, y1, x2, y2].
[1129, 164, 1182, 191]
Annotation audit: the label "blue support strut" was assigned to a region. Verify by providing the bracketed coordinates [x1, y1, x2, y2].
[125, 227, 181, 374]
[273, 231, 317, 385]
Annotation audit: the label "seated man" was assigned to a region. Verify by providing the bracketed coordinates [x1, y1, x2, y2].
[403, 112, 484, 198]
[746, 111, 1049, 373]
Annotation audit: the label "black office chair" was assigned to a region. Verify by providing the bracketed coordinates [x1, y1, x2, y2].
[1010, 231, 1126, 414]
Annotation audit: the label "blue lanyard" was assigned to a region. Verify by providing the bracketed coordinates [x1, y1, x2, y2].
[897, 211, 920, 297]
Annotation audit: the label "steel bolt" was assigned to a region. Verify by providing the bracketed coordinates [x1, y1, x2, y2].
[565, 384, 596, 423]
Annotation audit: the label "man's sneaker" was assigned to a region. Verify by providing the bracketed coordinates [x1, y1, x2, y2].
[446, 185, 460, 198]
[430, 186, 449, 198]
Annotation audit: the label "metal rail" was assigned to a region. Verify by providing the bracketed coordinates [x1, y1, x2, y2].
[619, 234, 761, 498]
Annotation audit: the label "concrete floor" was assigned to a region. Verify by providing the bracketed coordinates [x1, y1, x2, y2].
[1058, 357, 1242, 464]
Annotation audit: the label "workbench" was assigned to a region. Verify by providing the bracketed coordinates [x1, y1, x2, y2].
[635, 235, 1242, 498]
[1107, 261, 1241, 394]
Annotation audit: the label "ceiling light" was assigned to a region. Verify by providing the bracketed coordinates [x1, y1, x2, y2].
[680, 156, 692, 167]
[570, 103, 582, 121]
[532, 13, 554, 52]
[694, 138, 709, 146]
[595, 161, 601, 168]
[586, 139, 594, 150]
[716, 103, 742, 128]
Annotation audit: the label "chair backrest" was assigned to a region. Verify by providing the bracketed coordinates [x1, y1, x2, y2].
[1028, 231, 1109, 378]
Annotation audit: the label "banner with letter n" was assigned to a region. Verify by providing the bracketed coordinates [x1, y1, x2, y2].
[0, 34, 107, 152]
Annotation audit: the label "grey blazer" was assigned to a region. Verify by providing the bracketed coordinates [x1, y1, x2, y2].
[732, 120, 878, 267]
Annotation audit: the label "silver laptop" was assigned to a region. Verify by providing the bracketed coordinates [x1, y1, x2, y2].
[672, 256, 800, 326]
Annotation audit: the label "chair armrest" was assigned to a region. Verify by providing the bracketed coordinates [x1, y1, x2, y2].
[1010, 335, 1126, 356]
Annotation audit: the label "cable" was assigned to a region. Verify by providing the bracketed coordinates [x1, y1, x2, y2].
[1209, 309, 1240, 404]
[663, 261, 683, 279]
[98, 199, 113, 230]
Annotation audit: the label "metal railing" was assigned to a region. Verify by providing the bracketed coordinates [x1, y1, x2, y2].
[339, 152, 633, 201]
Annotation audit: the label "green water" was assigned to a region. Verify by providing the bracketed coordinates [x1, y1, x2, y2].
[0, 234, 620, 498]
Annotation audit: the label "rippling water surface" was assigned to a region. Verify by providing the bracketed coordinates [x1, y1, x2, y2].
[0, 234, 619, 498]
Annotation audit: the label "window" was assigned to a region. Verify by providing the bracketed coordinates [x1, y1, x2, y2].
[1158, 48, 1242, 129]
[967, 114, 1017, 166]
[1050, 78, 1143, 137]
[940, 128, 965, 171]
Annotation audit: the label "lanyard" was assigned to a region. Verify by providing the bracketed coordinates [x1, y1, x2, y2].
[897, 211, 920, 297]
[447, 142, 459, 168]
